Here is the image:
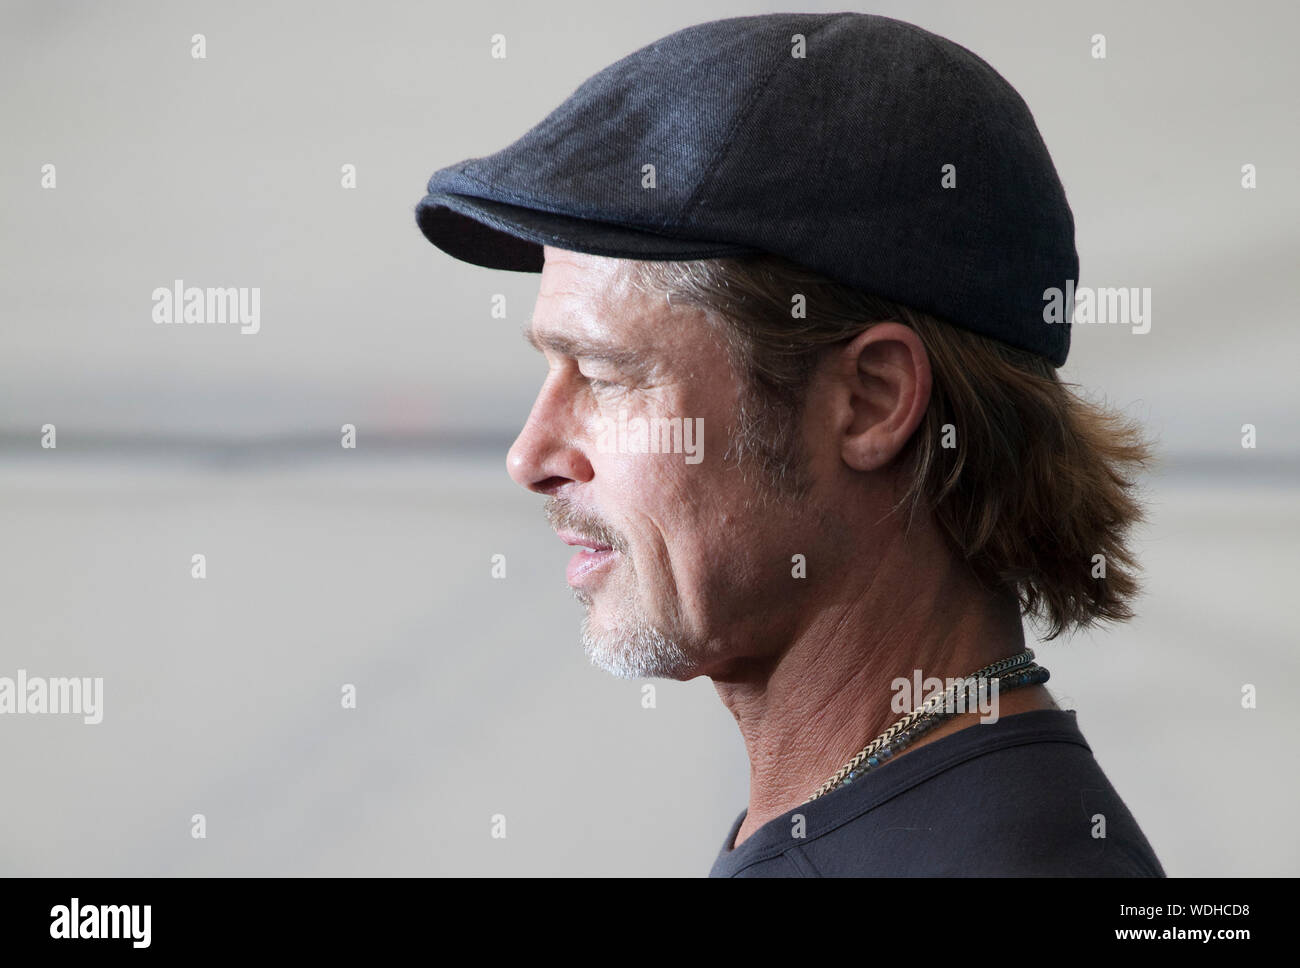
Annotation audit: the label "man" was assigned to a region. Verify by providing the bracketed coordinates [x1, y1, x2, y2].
[414, 13, 1164, 876]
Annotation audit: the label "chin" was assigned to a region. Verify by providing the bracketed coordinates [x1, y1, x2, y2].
[579, 610, 697, 681]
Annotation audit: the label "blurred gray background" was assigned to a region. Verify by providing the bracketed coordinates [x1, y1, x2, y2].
[1, 0, 1297, 876]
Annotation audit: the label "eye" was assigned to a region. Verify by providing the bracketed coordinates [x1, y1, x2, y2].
[578, 368, 622, 391]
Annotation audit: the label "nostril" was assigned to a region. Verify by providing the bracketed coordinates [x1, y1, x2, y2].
[531, 476, 571, 496]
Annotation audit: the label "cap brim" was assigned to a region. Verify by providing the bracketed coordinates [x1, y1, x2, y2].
[415, 192, 760, 272]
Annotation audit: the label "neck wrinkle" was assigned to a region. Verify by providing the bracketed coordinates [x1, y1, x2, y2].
[714, 517, 1026, 846]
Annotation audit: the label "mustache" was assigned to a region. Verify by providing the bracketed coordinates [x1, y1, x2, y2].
[543, 497, 627, 554]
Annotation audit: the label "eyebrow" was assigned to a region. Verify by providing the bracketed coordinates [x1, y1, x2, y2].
[521, 324, 655, 374]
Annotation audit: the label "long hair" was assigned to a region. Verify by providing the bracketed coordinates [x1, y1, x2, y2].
[627, 253, 1154, 640]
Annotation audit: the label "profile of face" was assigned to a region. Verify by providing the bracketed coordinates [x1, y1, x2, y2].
[507, 247, 842, 681]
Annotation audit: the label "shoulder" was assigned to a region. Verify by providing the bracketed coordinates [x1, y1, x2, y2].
[813, 734, 1162, 875]
[717, 711, 1166, 877]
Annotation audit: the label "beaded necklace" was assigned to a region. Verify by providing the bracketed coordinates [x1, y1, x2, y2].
[804, 649, 1050, 803]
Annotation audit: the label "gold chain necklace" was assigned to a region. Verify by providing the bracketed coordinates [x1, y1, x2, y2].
[804, 650, 1045, 803]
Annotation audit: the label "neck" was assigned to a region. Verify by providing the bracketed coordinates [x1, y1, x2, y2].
[712, 518, 1052, 849]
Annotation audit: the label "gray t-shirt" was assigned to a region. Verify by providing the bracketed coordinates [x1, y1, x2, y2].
[710, 709, 1165, 877]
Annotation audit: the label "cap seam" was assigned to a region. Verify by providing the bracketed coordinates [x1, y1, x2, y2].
[425, 191, 764, 262]
[440, 169, 750, 246]
[678, 13, 849, 225]
[913, 28, 992, 342]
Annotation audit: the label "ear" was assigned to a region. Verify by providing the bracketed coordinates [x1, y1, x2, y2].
[834, 322, 932, 472]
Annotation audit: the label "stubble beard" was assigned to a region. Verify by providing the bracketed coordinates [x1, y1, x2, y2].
[548, 493, 698, 680]
[572, 576, 695, 680]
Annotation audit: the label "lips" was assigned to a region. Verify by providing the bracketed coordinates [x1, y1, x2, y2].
[557, 531, 613, 553]
[557, 531, 617, 586]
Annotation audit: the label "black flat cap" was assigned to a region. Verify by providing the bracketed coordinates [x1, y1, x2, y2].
[415, 12, 1077, 365]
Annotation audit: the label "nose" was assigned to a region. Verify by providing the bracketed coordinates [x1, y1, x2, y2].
[506, 372, 595, 495]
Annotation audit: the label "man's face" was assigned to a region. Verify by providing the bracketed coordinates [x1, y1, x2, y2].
[508, 247, 835, 681]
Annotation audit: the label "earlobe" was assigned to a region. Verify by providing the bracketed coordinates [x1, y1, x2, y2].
[843, 438, 892, 473]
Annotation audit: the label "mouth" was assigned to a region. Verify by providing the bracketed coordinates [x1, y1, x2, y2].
[557, 531, 618, 587]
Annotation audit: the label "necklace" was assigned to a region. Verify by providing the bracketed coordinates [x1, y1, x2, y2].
[804, 649, 1050, 803]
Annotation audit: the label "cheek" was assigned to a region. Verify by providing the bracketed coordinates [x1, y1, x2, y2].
[589, 445, 715, 595]
[597, 448, 696, 539]
[584, 392, 711, 511]
[585, 373, 745, 576]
